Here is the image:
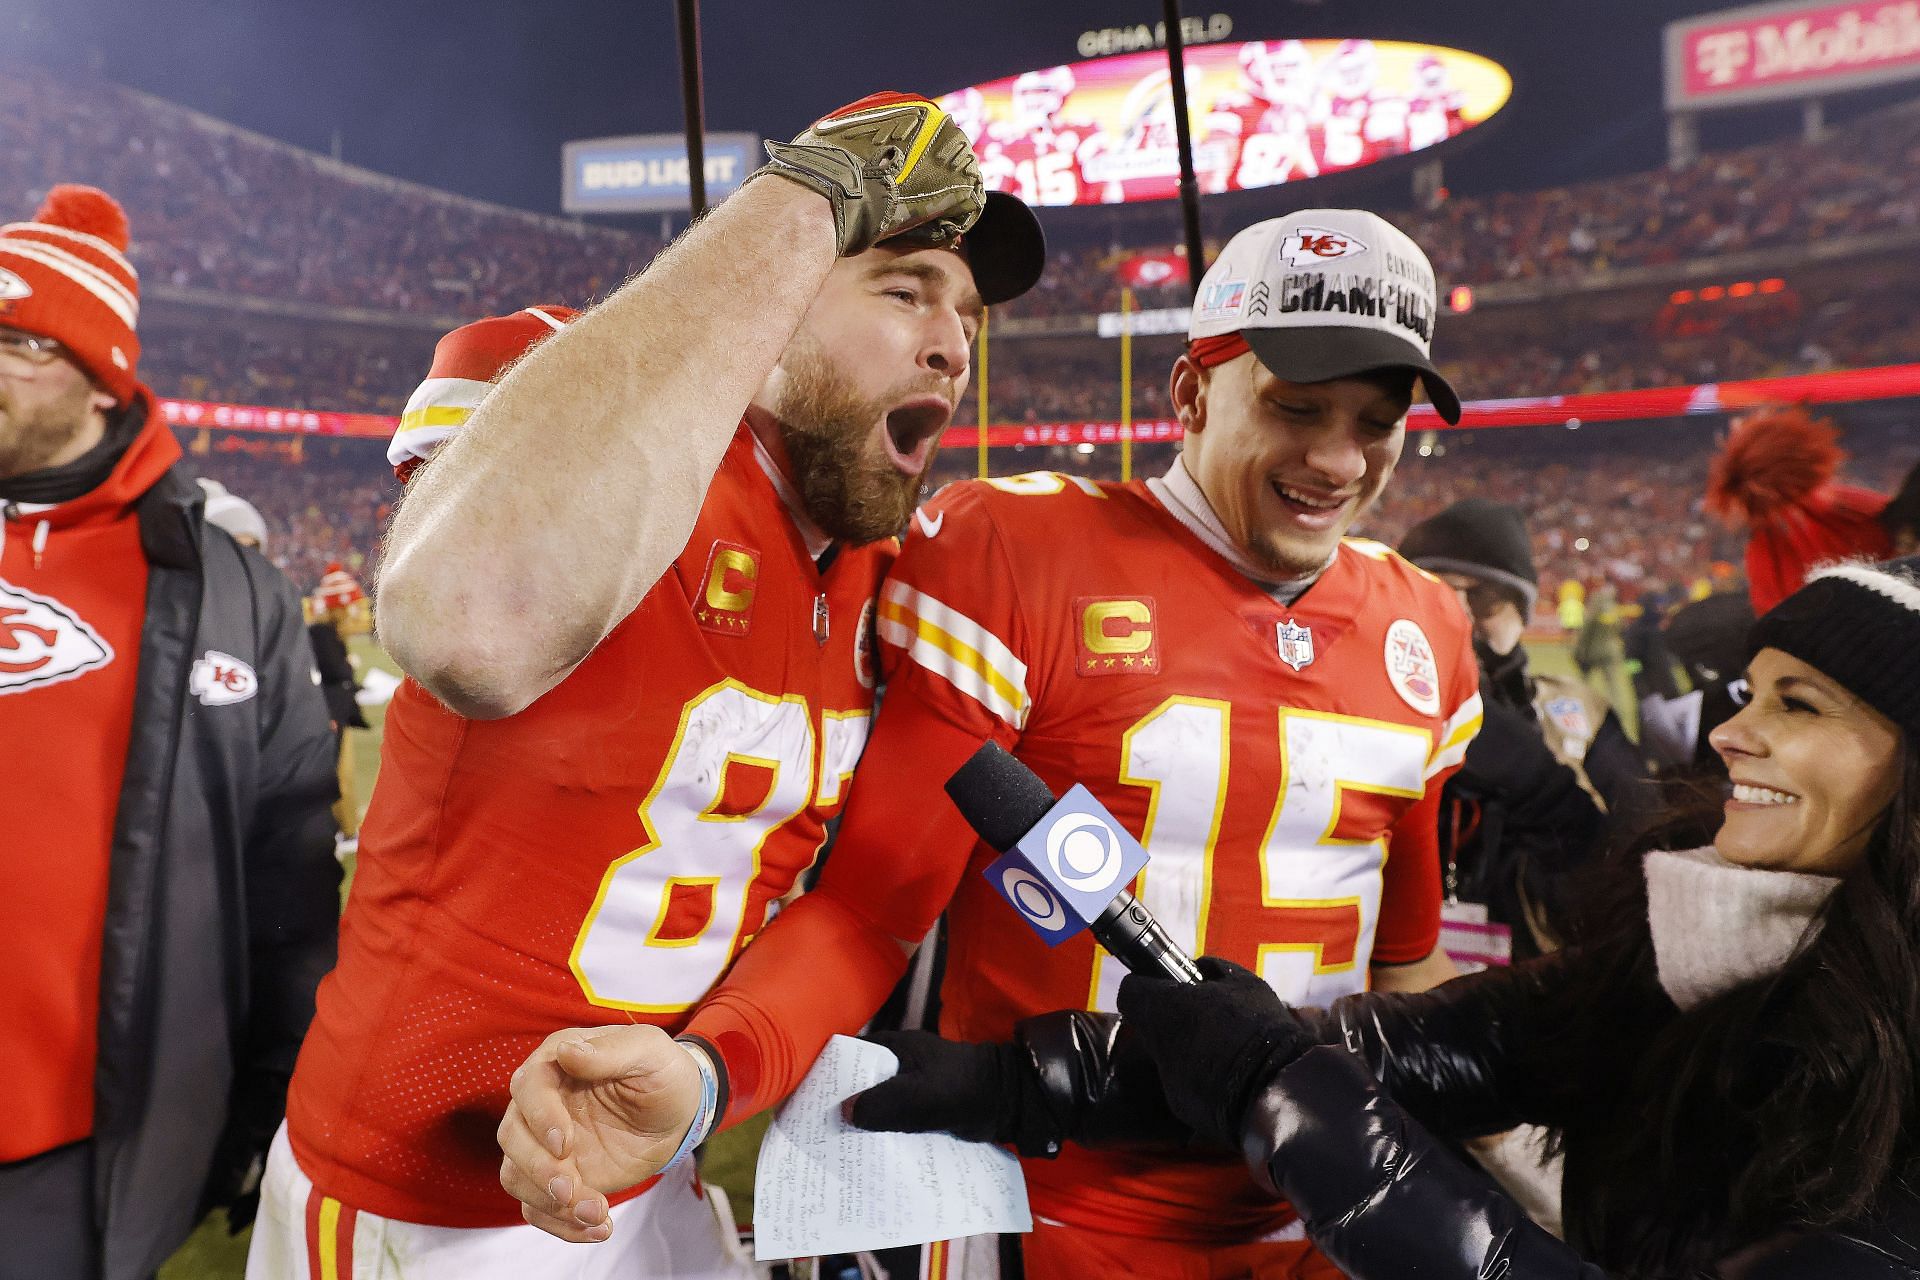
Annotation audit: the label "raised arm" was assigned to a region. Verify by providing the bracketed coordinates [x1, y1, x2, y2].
[378, 179, 836, 717]
[380, 94, 984, 717]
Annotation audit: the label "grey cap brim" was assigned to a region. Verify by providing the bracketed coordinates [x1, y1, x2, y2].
[1243, 326, 1462, 424]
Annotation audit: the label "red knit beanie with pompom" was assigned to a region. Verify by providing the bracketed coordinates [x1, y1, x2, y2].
[0, 184, 141, 404]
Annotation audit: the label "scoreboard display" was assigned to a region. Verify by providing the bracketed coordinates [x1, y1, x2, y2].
[938, 39, 1511, 207]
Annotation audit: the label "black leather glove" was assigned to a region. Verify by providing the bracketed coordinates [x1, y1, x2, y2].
[848, 1029, 1062, 1157]
[849, 1013, 1195, 1157]
[1116, 957, 1319, 1150]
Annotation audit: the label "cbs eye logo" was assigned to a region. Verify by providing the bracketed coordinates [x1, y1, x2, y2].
[1000, 868, 1067, 930]
[1045, 813, 1126, 894]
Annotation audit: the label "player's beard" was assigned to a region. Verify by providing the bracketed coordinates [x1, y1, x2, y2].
[774, 340, 943, 546]
[0, 375, 96, 480]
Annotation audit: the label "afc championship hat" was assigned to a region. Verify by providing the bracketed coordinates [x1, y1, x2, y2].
[1188, 210, 1461, 423]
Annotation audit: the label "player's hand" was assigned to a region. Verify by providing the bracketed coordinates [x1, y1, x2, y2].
[496, 1024, 703, 1243]
[1116, 958, 1318, 1150]
[752, 92, 984, 257]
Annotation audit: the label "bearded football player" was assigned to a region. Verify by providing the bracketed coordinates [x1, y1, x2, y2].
[247, 93, 1043, 1280]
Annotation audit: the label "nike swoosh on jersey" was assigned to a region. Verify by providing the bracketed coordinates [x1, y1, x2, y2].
[915, 509, 945, 538]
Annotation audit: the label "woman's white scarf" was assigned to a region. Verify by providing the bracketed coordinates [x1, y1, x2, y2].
[1643, 846, 1841, 1011]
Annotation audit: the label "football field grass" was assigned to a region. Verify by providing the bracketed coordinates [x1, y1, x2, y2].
[161, 635, 1619, 1274]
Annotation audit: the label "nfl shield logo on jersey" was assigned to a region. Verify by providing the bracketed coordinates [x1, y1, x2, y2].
[1276, 620, 1315, 671]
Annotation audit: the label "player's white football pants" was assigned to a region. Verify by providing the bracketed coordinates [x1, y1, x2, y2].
[245, 1123, 757, 1280]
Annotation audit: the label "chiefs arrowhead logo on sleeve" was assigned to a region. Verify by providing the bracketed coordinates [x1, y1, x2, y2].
[1077, 596, 1160, 676]
[0, 578, 112, 694]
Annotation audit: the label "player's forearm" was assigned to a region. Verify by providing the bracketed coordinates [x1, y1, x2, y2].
[681, 891, 915, 1129]
[380, 179, 837, 717]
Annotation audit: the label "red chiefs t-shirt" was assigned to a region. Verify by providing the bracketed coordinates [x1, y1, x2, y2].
[0, 409, 178, 1161]
[286, 427, 892, 1226]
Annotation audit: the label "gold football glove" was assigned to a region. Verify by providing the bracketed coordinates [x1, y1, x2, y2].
[751, 91, 984, 257]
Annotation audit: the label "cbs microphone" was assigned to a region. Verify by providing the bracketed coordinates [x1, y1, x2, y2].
[945, 741, 1202, 984]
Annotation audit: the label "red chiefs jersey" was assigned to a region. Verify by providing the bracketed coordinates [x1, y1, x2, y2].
[1317, 92, 1408, 171]
[286, 427, 891, 1226]
[979, 125, 1098, 207]
[1407, 91, 1467, 152]
[874, 469, 1480, 1242]
[1199, 95, 1319, 193]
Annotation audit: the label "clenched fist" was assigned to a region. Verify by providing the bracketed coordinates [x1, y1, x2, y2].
[750, 92, 984, 257]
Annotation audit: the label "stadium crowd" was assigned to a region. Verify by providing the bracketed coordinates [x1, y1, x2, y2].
[12, 61, 1920, 433]
[0, 65, 654, 321]
[13, 52, 1920, 1280]
[10, 72, 1916, 329]
[996, 97, 1920, 319]
[130, 274, 1920, 421]
[183, 438, 398, 594]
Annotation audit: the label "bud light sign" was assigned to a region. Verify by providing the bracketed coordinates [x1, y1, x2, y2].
[562, 132, 762, 213]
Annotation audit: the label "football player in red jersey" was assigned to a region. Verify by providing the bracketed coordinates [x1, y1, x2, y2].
[1201, 40, 1321, 193]
[499, 209, 1477, 1280]
[979, 66, 1105, 207]
[1316, 39, 1409, 172]
[245, 93, 1043, 1280]
[1405, 53, 1469, 153]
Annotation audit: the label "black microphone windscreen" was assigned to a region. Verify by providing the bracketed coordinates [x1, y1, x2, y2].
[944, 741, 1058, 852]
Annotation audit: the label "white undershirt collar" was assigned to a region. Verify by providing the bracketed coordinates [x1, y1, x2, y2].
[1146, 456, 1327, 603]
[748, 430, 832, 562]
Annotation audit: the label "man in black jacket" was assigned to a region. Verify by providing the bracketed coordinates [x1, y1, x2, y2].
[1399, 499, 1652, 957]
[0, 185, 340, 1280]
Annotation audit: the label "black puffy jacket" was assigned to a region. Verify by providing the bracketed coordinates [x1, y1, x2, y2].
[1021, 954, 1920, 1277]
[92, 444, 340, 1278]
[1243, 957, 1920, 1277]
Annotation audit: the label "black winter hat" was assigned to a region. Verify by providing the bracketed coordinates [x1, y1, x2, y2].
[1748, 555, 1920, 739]
[1399, 499, 1538, 613]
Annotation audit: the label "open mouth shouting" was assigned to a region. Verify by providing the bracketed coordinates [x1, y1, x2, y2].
[881, 396, 952, 476]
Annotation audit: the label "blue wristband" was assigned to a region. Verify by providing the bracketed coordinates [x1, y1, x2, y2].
[663, 1040, 719, 1172]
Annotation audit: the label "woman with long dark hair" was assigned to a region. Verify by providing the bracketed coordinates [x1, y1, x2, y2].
[855, 558, 1920, 1277]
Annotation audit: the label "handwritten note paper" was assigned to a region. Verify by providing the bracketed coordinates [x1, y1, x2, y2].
[752, 1035, 1031, 1261]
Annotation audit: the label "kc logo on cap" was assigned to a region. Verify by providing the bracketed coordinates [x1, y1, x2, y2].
[1278, 226, 1369, 267]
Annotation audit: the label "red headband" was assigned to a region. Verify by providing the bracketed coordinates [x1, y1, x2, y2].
[1186, 333, 1250, 368]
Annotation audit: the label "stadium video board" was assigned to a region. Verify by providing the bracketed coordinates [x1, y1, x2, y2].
[937, 39, 1510, 208]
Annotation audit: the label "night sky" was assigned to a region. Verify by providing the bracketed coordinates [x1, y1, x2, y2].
[2, 0, 1898, 223]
